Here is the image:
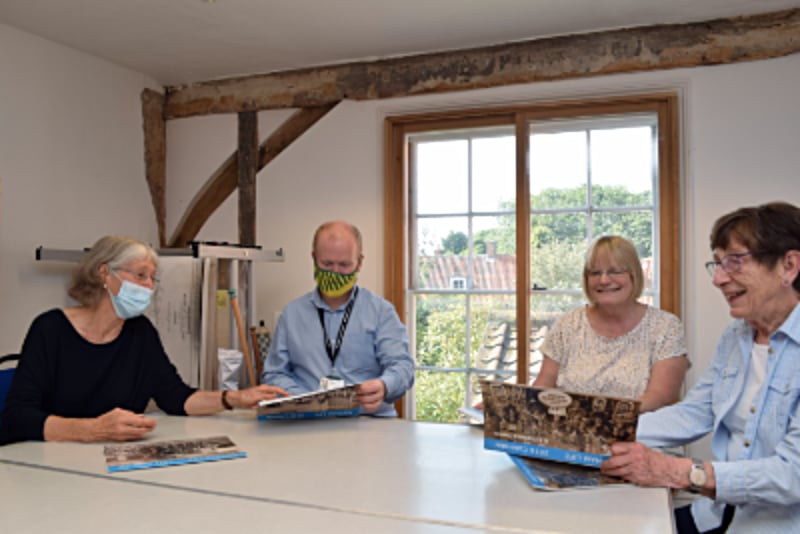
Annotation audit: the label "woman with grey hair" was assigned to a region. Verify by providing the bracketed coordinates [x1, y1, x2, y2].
[603, 202, 800, 533]
[0, 235, 287, 445]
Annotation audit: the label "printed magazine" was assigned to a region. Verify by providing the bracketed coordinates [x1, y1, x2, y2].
[480, 380, 639, 469]
[104, 435, 245, 472]
[257, 383, 361, 420]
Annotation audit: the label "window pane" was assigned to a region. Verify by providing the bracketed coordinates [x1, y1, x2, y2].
[530, 211, 588, 246]
[473, 214, 516, 290]
[415, 369, 465, 422]
[529, 130, 587, 209]
[416, 217, 469, 290]
[414, 293, 466, 368]
[531, 240, 586, 291]
[469, 294, 516, 369]
[591, 126, 654, 207]
[414, 140, 469, 214]
[472, 135, 515, 213]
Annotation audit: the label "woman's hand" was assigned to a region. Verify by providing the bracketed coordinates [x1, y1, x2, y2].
[91, 408, 156, 442]
[229, 385, 290, 409]
[600, 441, 689, 489]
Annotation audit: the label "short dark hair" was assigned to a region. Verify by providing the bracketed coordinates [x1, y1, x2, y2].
[710, 202, 800, 292]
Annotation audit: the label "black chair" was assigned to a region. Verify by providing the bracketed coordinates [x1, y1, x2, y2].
[0, 354, 20, 413]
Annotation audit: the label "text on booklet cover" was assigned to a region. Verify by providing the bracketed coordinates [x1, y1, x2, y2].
[480, 380, 639, 467]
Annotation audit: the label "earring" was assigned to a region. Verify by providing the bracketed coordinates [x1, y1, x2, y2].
[784, 279, 791, 287]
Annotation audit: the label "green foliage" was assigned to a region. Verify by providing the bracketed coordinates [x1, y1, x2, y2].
[415, 296, 510, 422]
[441, 231, 468, 255]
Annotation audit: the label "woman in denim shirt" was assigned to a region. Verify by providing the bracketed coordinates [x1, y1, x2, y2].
[602, 202, 800, 534]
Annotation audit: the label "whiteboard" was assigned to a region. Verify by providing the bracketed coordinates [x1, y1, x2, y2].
[146, 256, 203, 387]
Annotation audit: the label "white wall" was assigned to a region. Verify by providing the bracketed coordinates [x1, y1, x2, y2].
[166, 53, 800, 457]
[2, 22, 800, 456]
[0, 23, 161, 351]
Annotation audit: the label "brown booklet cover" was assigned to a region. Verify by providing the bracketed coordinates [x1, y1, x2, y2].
[480, 380, 639, 489]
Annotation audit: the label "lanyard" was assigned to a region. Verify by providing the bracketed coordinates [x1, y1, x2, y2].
[317, 288, 358, 366]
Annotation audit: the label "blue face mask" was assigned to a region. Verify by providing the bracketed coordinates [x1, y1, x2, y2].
[108, 274, 153, 319]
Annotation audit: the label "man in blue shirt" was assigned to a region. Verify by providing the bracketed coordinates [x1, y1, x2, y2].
[262, 221, 414, 416]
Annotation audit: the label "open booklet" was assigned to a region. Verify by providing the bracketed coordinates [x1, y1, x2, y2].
[257, 383, 362, 420]
[104, 435, 245, 473]
[479, 380, 639, 489]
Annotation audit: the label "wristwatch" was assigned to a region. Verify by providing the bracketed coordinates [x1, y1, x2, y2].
[688, 458, 707, 493]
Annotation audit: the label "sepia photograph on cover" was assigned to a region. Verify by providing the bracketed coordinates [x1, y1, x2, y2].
[480, 380, 639, 467]
[257, 383, 361, 420]
[104, 435, 244, 472]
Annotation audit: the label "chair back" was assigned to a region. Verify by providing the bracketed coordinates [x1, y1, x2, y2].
[0, 354, 20, 413]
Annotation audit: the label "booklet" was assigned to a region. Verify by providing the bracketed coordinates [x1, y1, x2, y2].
[457, 406, 485, 425]
[256, 383, 361, 420]
[104, 435, 246, 473]
[480, 380, 639, 469]
[508, 454, 626, 491]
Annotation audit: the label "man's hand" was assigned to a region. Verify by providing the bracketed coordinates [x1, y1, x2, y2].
[91, 408, 156, 442]
[357, 379, 386, 413]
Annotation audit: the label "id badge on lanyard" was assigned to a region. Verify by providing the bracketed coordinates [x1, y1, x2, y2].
[320, 375, 345, 390]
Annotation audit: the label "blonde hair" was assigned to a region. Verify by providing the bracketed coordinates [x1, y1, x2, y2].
[582, 236, 644, 304]
[68, 235, 158, 306]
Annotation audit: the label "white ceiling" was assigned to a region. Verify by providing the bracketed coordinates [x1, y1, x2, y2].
[2, 0, 799, 87]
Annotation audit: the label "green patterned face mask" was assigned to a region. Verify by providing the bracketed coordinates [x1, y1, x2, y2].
[314, 264, 359, 298]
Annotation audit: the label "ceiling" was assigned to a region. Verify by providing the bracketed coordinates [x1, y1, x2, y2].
[2, 0, 800, 87]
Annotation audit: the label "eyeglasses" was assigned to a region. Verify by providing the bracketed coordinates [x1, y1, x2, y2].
[587, 269, 629, 278]
[704, 250, 764, 277]
[114, 268, 160, 285]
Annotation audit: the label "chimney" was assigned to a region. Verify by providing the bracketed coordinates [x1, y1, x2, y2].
[486, 241, 497, 259]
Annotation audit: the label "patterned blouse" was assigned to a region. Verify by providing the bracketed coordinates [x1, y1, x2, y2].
[539, 306, 688, 400]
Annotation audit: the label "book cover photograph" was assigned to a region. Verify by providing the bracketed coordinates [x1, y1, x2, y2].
[480, 380, 639, 468]
[257, 383, 361, 420]
[508, 454, 625, 491]
[104, 435, 245, 472]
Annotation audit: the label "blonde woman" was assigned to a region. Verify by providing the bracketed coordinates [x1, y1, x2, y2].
[534, 236, 689, 412]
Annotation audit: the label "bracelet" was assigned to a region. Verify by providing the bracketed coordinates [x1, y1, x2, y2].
[221, 390, 234, 410]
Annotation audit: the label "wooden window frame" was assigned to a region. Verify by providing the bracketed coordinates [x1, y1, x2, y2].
[385, 93, 680, 393]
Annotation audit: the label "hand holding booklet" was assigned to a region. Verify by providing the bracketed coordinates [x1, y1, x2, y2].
[257, 383, 362, 420]
[479, 380, 639, 490]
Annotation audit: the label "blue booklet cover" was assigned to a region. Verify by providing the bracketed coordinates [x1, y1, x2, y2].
[508, 454, 625, 491]
[480, 380, 639, 468]
[256, 384, 361, 421]
[104, 435, 245, 472]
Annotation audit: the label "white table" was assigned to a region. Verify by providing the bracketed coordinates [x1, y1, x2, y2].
[0, 413, 675, 533]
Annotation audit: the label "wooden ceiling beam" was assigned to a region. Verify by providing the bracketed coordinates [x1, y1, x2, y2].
[166, 103, 337, 248]
[141, 89, 167, 246]
[164, 9, 800, 119]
